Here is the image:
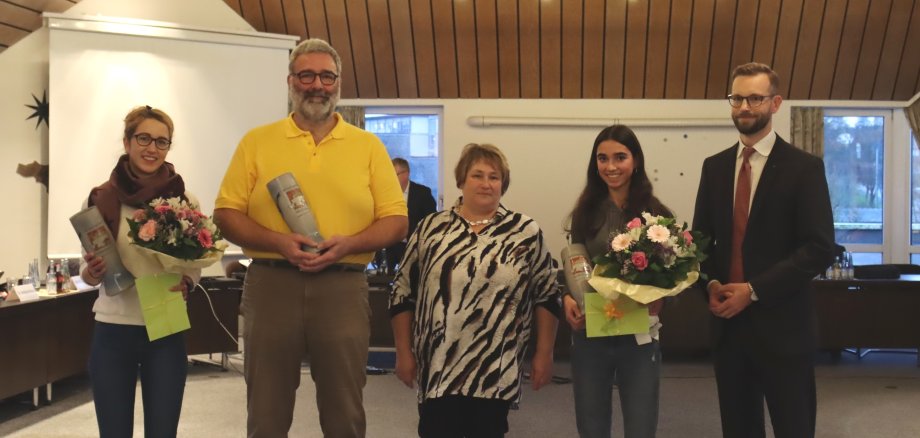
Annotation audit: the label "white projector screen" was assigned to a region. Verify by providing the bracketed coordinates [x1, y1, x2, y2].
[48, 17, 296, 258]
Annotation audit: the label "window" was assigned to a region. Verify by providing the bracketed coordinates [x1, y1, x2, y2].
[365, 110, 442, 208]
[823, 114, 885, 264]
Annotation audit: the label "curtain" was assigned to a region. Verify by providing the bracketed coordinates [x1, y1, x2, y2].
[791, 106, 824, 157]
[338, 106, 366, 129]
[906, 98, 920, 151]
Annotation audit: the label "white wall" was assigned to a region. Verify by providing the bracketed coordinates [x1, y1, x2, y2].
[0, 0, 255, 280]
[344, 98, 794, 258]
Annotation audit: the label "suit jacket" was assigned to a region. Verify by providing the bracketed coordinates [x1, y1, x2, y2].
[385, 181, 437, 270]
[692, 136, 835, 354]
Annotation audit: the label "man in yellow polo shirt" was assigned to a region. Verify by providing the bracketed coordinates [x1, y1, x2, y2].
[214, 38, 407, 438]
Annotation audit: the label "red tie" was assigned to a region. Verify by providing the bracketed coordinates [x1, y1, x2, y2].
[729, 147, 755, 284]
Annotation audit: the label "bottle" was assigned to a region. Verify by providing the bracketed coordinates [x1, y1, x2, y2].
[60, 259, 71, 291]
[54, 261, 64, 293]
[46, 263, 57, 293]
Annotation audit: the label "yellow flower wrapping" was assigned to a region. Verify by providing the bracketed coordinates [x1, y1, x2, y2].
[587, 264, 699, 304]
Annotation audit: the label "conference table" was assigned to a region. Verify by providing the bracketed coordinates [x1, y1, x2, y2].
[0, 277, 242, 407]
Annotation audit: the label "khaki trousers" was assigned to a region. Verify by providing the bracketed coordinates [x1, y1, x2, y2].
[241, 263, 370, 438]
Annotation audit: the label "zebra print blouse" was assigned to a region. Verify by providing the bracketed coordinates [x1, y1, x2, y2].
[389, 203, 561, 403]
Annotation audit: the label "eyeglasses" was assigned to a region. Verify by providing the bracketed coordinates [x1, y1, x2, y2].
[727, 94, 774, 108]
[133, 133, 171, 150]
[292, 70, 339, 86]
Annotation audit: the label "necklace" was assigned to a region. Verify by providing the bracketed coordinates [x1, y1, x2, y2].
[466, 217, 494, 226]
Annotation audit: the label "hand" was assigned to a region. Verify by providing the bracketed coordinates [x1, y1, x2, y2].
[82, 252, 107, 286]
[530, 351, 554, 390]
[169, 275, 194, 301]
[562, 295, 585, 330]
[300, 235, 354, 272]
[707, 280, 730, 309]
[647, 299, 664, 316]
[394, 350, 417, 389]
[277, 233, 320, 266]
[710, 282, 752, 319]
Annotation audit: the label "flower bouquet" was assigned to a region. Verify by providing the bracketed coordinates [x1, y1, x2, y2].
[126, 196, 228, 341]
[584, 212, 709, 337]
[126, 197, 228, 273]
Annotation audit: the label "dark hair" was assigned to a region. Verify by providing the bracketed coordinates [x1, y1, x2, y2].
[123, 105, 174, 141]
[392, 157, 409, 171]
[567, 125, 671, 240]
[454, 143, 510, 195]
[731, 62, 780, 95]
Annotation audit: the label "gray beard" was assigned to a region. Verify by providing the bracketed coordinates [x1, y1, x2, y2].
[290, 88, 339, 123]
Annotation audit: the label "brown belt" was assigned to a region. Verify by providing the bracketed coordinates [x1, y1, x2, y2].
[251, 259, 366, 273]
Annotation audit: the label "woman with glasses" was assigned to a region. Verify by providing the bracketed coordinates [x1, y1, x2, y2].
[80, 105, 199, 438]
[563, 125, 673, 438]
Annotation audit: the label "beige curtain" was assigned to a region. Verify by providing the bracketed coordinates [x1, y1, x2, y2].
[791, 106, 824, 157]
[338, 106, 366, 129]
[905, 98, 920, 151]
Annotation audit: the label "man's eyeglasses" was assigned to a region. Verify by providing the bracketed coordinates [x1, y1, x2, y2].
[727, 94, 773, 108]
[133, 133, 171, 150]
[293, 70, 339, 86]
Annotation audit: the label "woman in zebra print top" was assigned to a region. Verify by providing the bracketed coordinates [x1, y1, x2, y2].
[389, 143, 561, 438]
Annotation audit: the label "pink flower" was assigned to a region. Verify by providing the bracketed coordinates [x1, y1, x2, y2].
[154, 204, 172, 214]
[131, 209, 147, 222]
[631, 251, 648, 271]
[197, 228, 213, 248]
[683, 230, 693, 245]
[646, 224, 671, 243]
[138, 220, 158, 242]
[626, 217, 643, 229]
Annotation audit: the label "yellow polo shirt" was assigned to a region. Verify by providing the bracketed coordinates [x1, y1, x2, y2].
[215, 113, 407, 263]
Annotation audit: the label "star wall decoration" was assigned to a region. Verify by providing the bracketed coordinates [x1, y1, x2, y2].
[26, 90, 49, 129]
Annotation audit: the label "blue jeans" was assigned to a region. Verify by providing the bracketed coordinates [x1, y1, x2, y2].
[571, 330, 660, 438]
[89, 322, 187, 438]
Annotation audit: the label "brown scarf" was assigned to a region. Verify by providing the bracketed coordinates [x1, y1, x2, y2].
[89, 154, 186, 236]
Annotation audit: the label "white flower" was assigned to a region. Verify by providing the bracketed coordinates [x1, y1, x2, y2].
[179, 219, 191, 232]
[611, 233, 633, 252]
[166, 197, 183, 211]
[647, 224, 671, 243]
[642, 212, 660, 224]
[628, 226, 643, 240]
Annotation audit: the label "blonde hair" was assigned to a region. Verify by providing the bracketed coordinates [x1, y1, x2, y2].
[123, 105, 174, 141]
[454, 143, 511, 194]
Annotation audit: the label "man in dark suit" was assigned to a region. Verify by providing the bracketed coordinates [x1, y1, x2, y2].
[384, 158, 437, 271]
[692, 62, 836, 438]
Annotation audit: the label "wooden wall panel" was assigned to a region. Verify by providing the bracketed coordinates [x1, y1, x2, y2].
[561, 0, 584, 98]
[582, 0, 606, 98]
[810, 0, 847, 99]
[260, 0, 287, 34]
[409, 0, 438, 97]
[496, 0, 520, 98]
[475, 0, 500, 98]
[772, 0, 804, 97]
[892, 0, 920, 101]
[644, 0, 669, 99]
[324, 0, 357, 97]
[851, 0, 892, 100]
[431, 0, 459, 97]
[367, 0, 398, 98]
[453, 0, 479, 98]
[602, 0, 628, 98]
[831, 0, 870, 100]
[685, 0, 715, 98]
[665, 0, 692, 98]
[519, 0, 541, 98]
[4, 0, 920, 100]
[788, 0, 825, 99]
[540, 0, 562, 98]
[239, 0, 266, 31]
[280, 0, 307, 38]
[303, 0, 330, 43]
[623, 0, 648, 98]
[872, 0, 913, 100]
[389, 0, 419, 98]
[706, 0, 736, 98]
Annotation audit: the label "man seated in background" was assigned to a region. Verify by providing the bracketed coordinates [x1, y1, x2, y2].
[382, 158, 437, 272]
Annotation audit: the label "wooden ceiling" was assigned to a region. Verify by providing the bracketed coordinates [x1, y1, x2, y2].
[3, 0, 919, 101]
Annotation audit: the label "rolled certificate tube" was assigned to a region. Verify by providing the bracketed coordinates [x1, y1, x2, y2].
[561, 243, 594, 312]
[267, 172, 324, 253]
[69, 206, 135, 296]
